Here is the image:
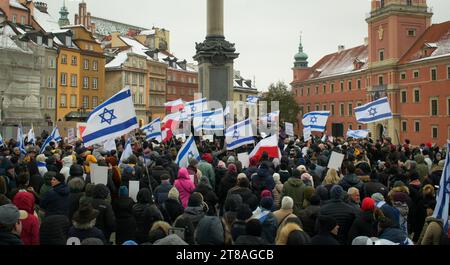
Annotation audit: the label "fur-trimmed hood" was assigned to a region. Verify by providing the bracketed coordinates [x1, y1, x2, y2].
[275, 222, 302, 245]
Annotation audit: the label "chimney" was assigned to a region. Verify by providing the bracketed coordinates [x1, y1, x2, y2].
[338, 45, 345, 53]
[75, 14, 79, 24]
[34, 2, 48, 13]
[364, 37, 369, 46]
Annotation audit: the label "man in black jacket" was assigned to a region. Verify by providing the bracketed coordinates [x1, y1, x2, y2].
[311, 215, 340, 245]
[0, 204, 26, 245]
[40, 173, 70, 217]
[319, 185, 360, 245]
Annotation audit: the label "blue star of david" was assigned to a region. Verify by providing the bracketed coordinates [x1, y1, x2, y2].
[99, 108, 117, 125]
[310, 116, 318, 124]
[368, 108, 378, 117]
[147, 126, 154, 133]
[188, 151, 195, 160]
[233, 130, 240, 140]
[203, 117, 213, 125]
[191, 105, 196, 112]
[267, 115, 272, 123]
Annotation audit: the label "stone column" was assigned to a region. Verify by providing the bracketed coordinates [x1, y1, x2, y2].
[207, 0, 224, 37]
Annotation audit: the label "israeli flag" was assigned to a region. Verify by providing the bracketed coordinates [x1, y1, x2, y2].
[185, 98, 207, 116]
[193, 109, 225, 131]
[302, 111, 330, 132]
[40, 127, 62, 154]
[0, 133, 5, 147]
[355, 97, 393, 124]
[16, 127, 26, 155]
[142, 118, 162, 142]
[247, 96, 260, 104]
[83, 87, 138, 147]
[225, 119, 255, 150]
[433, 141, 450, 236]
[176, 135, 200, 168]
[119, 138, 133, 164]
[303, 126, 312, 142]
[260, 111, 280, 125]
[347, 129, 369, 139]
[27, 126, 36, 145]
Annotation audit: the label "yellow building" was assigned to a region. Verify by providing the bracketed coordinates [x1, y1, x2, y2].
[55, 26, 105, 121]
[135, 27, 171, 52]
[232, 71, 259, 117]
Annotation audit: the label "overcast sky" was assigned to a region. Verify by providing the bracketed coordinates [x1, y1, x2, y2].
[43, 0, 450, 91]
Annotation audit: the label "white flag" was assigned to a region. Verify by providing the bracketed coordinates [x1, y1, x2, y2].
[176, 135, 200, 168]
[83, 86, 138, 147]
[355, 97, 393, 124]
[225, 119, 255, 150]
[119, 138, 133, 164]
[27, 126, 36, 145]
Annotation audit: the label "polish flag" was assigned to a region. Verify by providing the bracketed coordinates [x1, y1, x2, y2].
[249, 134, 281, 160]
[161, 128, 173, 143]
[162, 112, 183, 131]
[164, 99, 184, 112]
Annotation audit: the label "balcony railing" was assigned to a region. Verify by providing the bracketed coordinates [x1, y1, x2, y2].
[366, 4, 432, 19]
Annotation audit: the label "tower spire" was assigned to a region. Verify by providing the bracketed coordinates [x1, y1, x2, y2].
[294, 32, 308, 68]
[58, 0, 70, 27]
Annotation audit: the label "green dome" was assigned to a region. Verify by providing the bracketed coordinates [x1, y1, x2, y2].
[294, 35, 308, 68]
[294, 50, 308, 61]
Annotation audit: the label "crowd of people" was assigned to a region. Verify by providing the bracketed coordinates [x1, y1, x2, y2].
[0, 129, 449, 246]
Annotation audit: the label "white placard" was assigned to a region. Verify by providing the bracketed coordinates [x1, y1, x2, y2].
[90, 164, 108, 185]
[327, 151, 345, 171]
[202, 134, 214, 142]
[238, 153, 250, 168]
[176, 133, 186, 142]
[103, 138, 117, 152]
[303, 126, 312, 142]
[285, 122, 294, 137]
[67, 128, 76, 144]
[129, 181, 140, 202]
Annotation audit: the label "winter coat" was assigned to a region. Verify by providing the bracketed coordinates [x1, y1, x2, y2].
[235, 235, 268, 245]
[379, 227, 409, 245]
[253, 210, 278, 244]
[275, 222, 311, 245]
[198, 161, 216, 190]
[218, 173, 237, 205]
[319, 199, 360, 245]
[194, 184, 218, 216]
[91, 198, 116, 241]
[214, 167, 227, 194]
[68, 192, 84, 221]
[298, 205, 321, 237]
[60, 156, 73, 182]
[112, 196, 136, 245]
[12, 191, 39, 245]
[174, 168, 196, 208]
[228, 186, 259, 211]
[339, 173, 363, 192]
[154, 182, 172, 205]
[231, 220, 247, 242]
[67, 226, 106, 244]
[311, 232, 340, 245]
[273, 209, 297, 227]
[348, 211, 377, 244]
[414, 155, 429, 181]
[361, 181, 388, 199]
[278, 170, 291, 184]
[132, 189, 163, 244]
[39, 215, 70, 245]
[0, 231, 23, 245]
[272, 183, 283, 209]
[282, 178, 306, 216]
[40, 183, 70, 217]
[179, 206, 205, 230]
[150, 165, 171, 185]
[418, 216, 444, 245]
[160, 198, 184, 224]
[251, 168, 276, 198]
[195, 216, 224, 245]
[244, 166, 258, 179]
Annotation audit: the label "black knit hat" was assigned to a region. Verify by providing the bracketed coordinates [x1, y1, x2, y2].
[188, 192, 203, 207]
[246, 219, 262, 237]
[318, 215, 337, 232]
[72, 204, 99, 224]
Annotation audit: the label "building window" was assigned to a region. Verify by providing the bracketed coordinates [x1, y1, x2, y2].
[414, 120, 420, 132]
[323, 104, 327, 111]
[47, 76, 55, 88]
[39, 96, 44, 109]
[407, 0, 412, 6]
[65, 36, 71, 47]
[36, 36, 42, 45]
[413, 70, 419, 79]
[20, 16, 25, 25]
[340, 81, 344, 92]
[315, 105, 320, 111]
[83, 77, 89, 89]
[379, 49, 384, 61]
[139, 88, 144, 104]
[150, 80, 154, 91]
[307, 87, 310, 96]
[414, 88, 420, 103]
[357, 102, 362, 107]
[407, 29, 416, 36]
[70, 95, 77, 108]
[61, 55, 67, 64]
[323, 85, 326, 94]
[330, 83, 334, 93]
[70, 74, 77, 87]
[306, 105, 311, 113]
[48, 39, 53, 48]
[348, 124, 353, 130]
[92, 96, 98, 108]
[380, 0, 385, 7]
[315, 86, 319, 95]
[431, 67, 437, 81]
[139, 74, 144, 86]
[348, 81, 352, 91]
[84, 59, 89, 70]
[400, 72, 406, 80]
[60, 94, 67, 107]
[12, 15, 17, 24]
[401, 90, 407, 103]
[300, 88, 304, 96]
[378, 75, 384, 85]
[348, 103, 353, 116]
[299, 106, 304, 116]
[132, 73, 137, 85]
[83, 96, 89, 109]
[357, 79, 361, 90]
[48, 57, 55, 69]
[430, 98, 438, 116]
[60, 73, 67, 86]
[358, 125, 362, 130]
[47, 96, 55, 109]
[125, 73, 130, 84]
[432, 126, 438, 139]
[92, 78, 98, 89]
[402, 121, 407, 132]
[71, 56, 77, 66]
[93, 61, 98, 71]
[340, 103, 345, 116]
[447, 66, 450, 79]
[330, 104, 335, 116]
[447, 97, 450, 116]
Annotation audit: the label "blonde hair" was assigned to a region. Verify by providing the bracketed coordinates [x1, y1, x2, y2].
[323, 168, 340, 185]
[150, 221, 172, 235]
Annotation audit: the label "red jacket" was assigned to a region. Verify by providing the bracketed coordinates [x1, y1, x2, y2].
[12, 191, 40, 245]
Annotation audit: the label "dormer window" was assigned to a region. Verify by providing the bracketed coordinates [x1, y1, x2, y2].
[37, 36, 43, 45]
[48, 38, 53, 48]
[65, 36, 71, 47]
[407, 29, 416, 37]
